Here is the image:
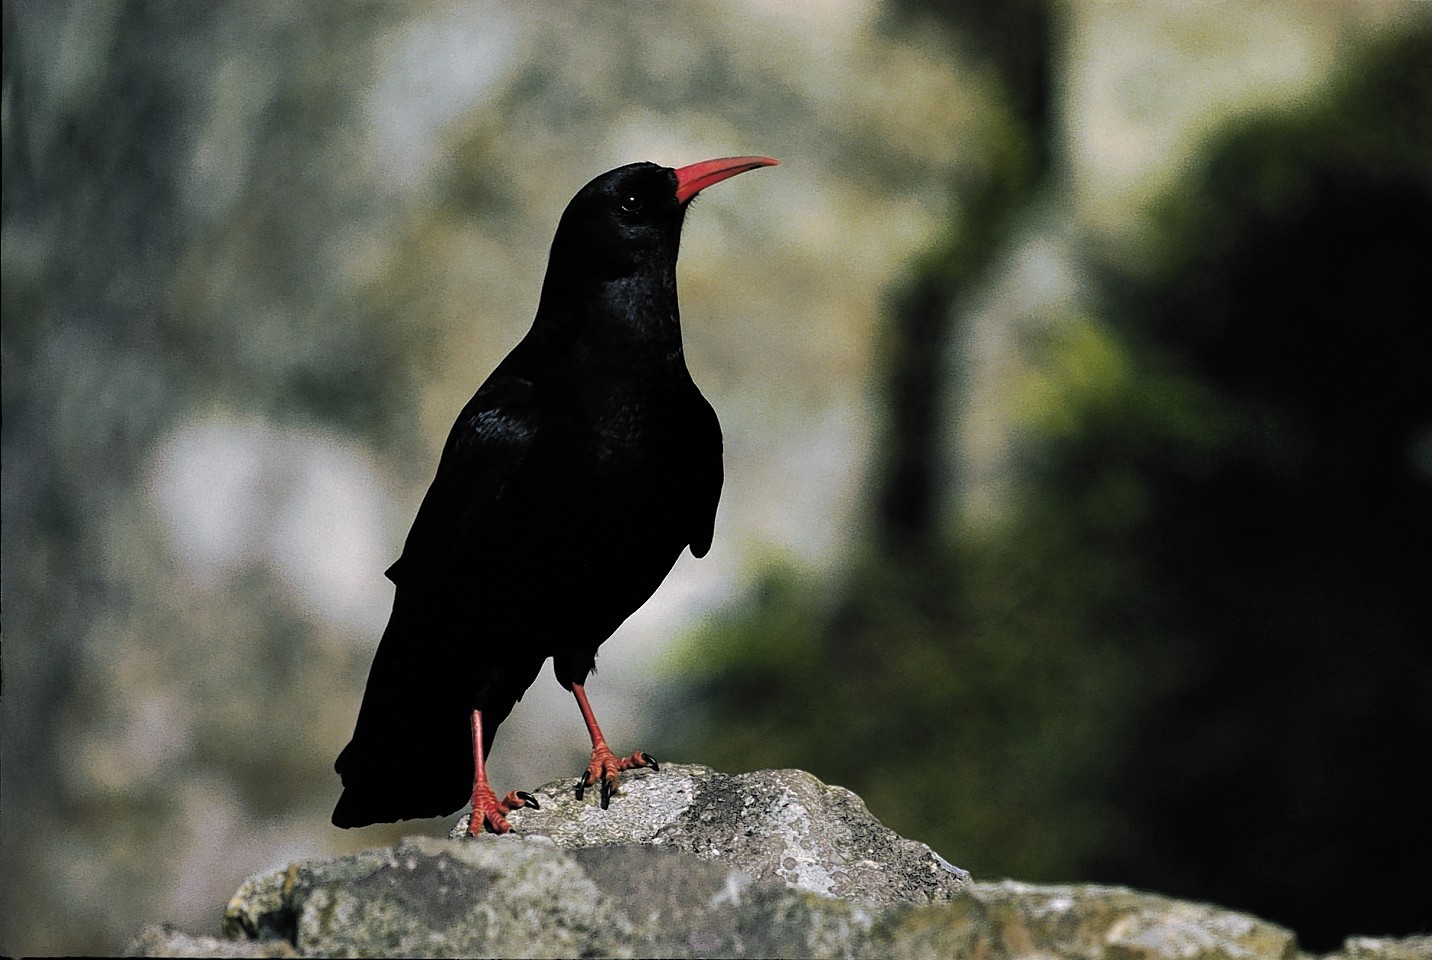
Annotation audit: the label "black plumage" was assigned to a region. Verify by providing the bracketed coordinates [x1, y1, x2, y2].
[332, 156, 776, 833]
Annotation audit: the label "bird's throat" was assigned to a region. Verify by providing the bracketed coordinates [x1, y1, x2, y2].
[536, 261, 684, 355]
[602, 269, 683, 345]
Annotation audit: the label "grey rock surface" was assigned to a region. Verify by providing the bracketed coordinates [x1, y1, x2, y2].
[448, 763, 970, 906]
[125, 766, 1430, 959]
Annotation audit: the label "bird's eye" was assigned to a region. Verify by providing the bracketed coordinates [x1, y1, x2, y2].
[618, 195, 644, 215]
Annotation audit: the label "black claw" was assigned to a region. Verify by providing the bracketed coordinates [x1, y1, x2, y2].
[600, 776, 614, 809]
[644, 753, 660, 772]
[574, 773, 588, 801]
[516, 791, 540, 810]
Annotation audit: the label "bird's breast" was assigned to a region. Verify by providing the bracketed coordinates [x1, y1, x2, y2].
[554, 381, 709, 506]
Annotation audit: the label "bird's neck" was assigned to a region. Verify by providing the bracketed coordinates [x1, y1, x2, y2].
[534, 259, 686, 356]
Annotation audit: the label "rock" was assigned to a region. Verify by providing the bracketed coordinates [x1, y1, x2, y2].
[447, 763, 970, 907]
[1328, 936, 1432, 960]
[126, 766, 1428, 959]
[201, 835, 877, 959]
[125, 923, 294, 957]
[874, 881, 1302, 960]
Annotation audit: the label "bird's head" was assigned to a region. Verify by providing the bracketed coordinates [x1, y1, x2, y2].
[549, 156, 778, 280]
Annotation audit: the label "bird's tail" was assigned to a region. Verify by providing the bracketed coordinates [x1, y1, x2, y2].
[331, 710, 472, 828]
[331, 589, 543, 828]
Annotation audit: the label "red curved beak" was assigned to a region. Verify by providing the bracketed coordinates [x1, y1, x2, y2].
[673, 156, 779, 204]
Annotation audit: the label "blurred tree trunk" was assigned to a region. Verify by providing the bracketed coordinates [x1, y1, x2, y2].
[874, 0, 1056, 557]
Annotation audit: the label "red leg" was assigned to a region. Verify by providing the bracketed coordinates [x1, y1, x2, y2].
[572, 683, 659, 808]
[466, 709, 538, 836]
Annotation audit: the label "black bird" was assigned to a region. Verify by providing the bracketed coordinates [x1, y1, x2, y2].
[332, 155, 778, 834]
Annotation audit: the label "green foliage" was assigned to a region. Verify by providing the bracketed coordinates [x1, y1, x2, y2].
[668, 314, 1228, 880]
[667, 532, 1142, 881]
[1081, 26, 1432, 946]
[665, 22, 1432, 951]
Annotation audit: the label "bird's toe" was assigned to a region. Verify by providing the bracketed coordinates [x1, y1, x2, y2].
[467, 808, 514, 836]
[506, 790, 541, 811]
[600, 775, 615, 809]
[576, 745, 660, 807]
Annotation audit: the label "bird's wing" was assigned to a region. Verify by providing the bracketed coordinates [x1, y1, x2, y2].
[384, 373, 540, 585]
[686, 391, 724, 559]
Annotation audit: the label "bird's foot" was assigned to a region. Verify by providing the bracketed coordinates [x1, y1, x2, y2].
[575, 745, 659, 809]
[466, 784, 540, 836]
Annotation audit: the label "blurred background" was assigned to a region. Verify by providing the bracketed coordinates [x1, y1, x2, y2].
[3, 0, 1429, 954]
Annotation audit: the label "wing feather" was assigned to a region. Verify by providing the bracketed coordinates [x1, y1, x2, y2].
[686, 392, 723, 559]
[385, 374, 539, 584]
